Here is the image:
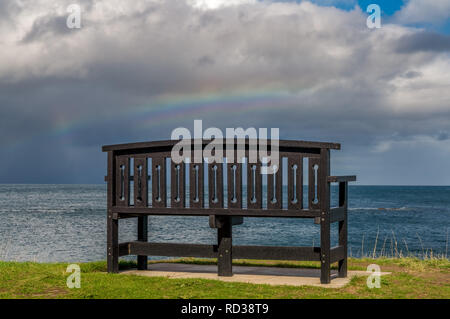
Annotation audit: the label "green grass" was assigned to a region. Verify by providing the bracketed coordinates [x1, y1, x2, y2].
[0, 258, 448, 299]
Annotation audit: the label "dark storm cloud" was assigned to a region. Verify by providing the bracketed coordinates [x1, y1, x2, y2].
[436, 131, 449, 141]
[395, 32, 450, 53]
[401, 71, 422, 79]
[197, 55, 215, 66]
[0, 0, 18, 22]
[21, 15, 72, 43]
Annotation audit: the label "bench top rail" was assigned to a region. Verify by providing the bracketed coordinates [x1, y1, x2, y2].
[102, 139, 340, 152]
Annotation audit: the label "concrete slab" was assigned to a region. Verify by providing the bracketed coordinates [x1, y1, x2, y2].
[121, 263, 391, 288]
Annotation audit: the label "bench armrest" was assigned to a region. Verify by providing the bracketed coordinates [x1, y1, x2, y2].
[327, 176, 356, 183]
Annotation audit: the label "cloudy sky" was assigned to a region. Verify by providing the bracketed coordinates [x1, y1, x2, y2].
[1, 0, 449, 185]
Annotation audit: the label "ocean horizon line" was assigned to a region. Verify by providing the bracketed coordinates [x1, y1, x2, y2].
[1, 183, 449, 187]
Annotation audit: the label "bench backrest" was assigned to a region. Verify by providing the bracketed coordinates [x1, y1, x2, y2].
[102, 139, 340, 216]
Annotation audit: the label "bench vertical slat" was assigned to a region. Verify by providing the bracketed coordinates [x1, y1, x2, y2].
[134, 157, 148, 207]
[288, 156, 303, 210]
[319, 148, 331, 284]
[189, 161, 204, 208]
[308, 157, 320, 210]
[115, 156, 130, 207]
[152, 157, 167, 208]
[267, 161, 282, 209]
[227, 157, 242, 209]
[171, 160, 185, 208]
[208, 160, 224, 208]
[247, 159, 262, 209]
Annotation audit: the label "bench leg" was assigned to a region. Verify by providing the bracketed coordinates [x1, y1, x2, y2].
[338, 216, 348, 277]
[320, 212, 331, 284]
[107, 214, 119, 273]
[137, 216, 148, 270]
[338, 181, 348, 278]
[217, 217, 232, 276]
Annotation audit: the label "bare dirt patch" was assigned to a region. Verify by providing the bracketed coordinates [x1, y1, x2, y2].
[30, 287, 69, 298]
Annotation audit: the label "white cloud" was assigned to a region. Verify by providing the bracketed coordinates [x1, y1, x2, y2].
[396, 0, 450, 25]
[387, 56, 450, 112]
[187, 0, 257, 10]
[308, 0, 357, 7]
[374, 135, 450, 154]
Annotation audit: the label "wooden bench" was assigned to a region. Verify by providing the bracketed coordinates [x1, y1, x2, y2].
[102, 139, 355, 284]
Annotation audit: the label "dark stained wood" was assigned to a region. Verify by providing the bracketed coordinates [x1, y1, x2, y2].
[227, 157, 242, 209]
[189, 161, 203, 208]
[328, 175, 357, 183]
[115, 156, 129, 207]
[119, 242, 130, 257]
[103, 138, 354, 283]
[308, 157, 320, 210]
[128, 242, 218, 258]
[121, 241, 321, 261]
[209, 215, 243, 228]
[267, 161, 282, 210]
[137, 216, 148, 270]
[107, 151, 119, 273]
[319, 148, 331, 284]
[338, 181, 348, 278]
[151, 157, 166, 208]
[107, 151, 116, 208]
[171, 160, 185, 208]
[208, 160, 223, 208]
[330, 245, 346, 263]
[288, 156, 303, 210]
[218, 216, 232, 276]
[134, 157, 148, 207]
[330, 207, 345, 223]
[103, 139, 341, 152]
[247, 159, 262, 209]
[112, 206, 321, 218]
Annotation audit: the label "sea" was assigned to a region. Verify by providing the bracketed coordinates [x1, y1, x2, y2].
[0, 184, 449, 262]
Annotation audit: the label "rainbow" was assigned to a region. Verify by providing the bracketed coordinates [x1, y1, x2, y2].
[9, 89, 303, 149]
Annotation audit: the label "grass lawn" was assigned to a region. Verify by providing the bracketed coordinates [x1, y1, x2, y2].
[0, 257, 449, 299]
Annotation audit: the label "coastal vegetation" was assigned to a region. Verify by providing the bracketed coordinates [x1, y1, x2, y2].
[0, 257, 448, 299]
